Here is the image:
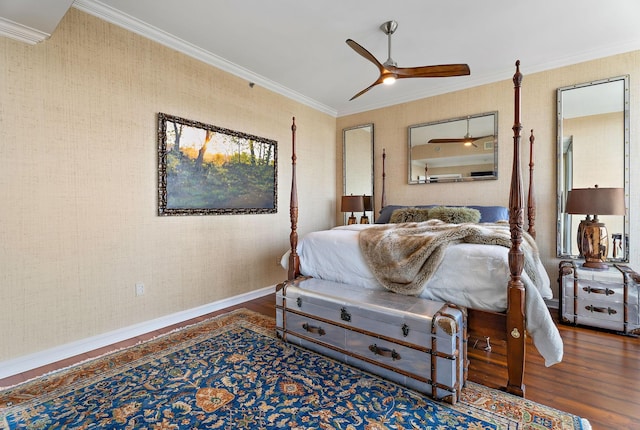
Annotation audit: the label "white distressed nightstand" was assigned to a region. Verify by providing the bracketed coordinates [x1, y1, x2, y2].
[559, 261, 640, 335]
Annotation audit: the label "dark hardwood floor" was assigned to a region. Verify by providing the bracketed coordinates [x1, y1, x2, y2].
[2, 293, 638, 429]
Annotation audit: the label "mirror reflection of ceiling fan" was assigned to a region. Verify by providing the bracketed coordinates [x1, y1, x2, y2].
[428, 117, 494, 147]
[346, 20, 470, 101]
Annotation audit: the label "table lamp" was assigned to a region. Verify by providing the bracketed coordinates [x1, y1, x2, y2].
[341, 195, 364, 225]
[565, 185, 625, 269]
[361, 195, 373, 224]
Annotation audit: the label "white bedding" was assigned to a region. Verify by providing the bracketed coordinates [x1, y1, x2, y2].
[282, 223, 563, 366]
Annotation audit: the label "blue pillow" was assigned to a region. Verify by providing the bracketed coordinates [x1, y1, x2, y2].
[376, 204, 508, 224]
[375, 205, 405, 224]
[467, 205, 509, 223]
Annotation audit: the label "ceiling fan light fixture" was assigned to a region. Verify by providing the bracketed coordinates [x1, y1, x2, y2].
[383, 74, 397, 85]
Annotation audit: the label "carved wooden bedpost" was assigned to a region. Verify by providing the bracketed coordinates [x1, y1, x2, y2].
[381, 148, 387, 210]
[506, 60, 527, 397]
[528, 130, 536, 239]
[287, 117, 300, 281]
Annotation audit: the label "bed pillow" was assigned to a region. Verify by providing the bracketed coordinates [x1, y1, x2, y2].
[389, 207, 431, 223]
[377, 204, 508, 223]
[467, 205, 509, 223]
[376, 205, 406, 224]
[427, 206, 481, 224]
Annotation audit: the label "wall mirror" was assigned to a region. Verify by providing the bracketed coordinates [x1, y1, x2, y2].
[557, 75, 630, 262]
[408, 112, 498, 184]
[343, 124, 374, 223]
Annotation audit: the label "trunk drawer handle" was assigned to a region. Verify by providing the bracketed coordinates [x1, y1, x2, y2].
[302, 323, 325, 336]
[585, 305, 617, 315]
[369, 344, 401, 361]
[583, 286, 615, 296]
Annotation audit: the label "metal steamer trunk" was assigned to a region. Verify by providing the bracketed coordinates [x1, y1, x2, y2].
[275, 277, 468, 404]
[559, 261, 640, 335]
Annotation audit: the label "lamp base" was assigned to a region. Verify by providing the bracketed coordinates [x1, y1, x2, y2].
[360, 215, 369, 224]
[581, 261, 609, 270]
[580, 219, 609, 270]
[347, 215, 357, 225]
[576, 216, 592, 257]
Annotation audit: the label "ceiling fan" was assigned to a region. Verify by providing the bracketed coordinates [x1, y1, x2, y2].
[427, 117, 493, 147]
[346, 20, 470, 101]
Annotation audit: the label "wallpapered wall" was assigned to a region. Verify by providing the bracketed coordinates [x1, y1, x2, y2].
[336, 51, 640, 293]
[2, 7, 638, 366]
[0, 9, 336, 362]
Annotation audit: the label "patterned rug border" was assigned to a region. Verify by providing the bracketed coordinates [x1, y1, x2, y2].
[0, 308, 590, 430]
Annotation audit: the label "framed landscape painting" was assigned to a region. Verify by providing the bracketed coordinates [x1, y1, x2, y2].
[157, 113, 277, 216]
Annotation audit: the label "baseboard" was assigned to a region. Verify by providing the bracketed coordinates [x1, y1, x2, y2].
[0, 285, 274, 381]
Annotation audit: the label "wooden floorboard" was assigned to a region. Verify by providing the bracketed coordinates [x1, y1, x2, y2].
[2, 293, 639, 428]
[467, 307, 640, 430]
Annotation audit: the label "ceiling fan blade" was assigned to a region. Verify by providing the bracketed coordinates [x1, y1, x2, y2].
[470, 134, 494, 141]
[428, 138, 468, 143]
[472, 135, 496, 143]
[347, 38, 395, 100]
[349, 77, 385, 101]
[428, 135, 494, 144]
[346, 39, 385, 72]
[393, 64, 470, 78]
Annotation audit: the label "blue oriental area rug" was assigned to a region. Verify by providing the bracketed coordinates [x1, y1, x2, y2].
[0, 309, 589, 429]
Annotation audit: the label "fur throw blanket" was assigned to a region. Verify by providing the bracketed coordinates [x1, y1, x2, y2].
[358, 219, 540, 296]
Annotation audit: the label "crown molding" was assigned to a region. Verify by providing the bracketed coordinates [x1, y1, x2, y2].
[72, 0, 337, 117]
[0, 16, 50, 45]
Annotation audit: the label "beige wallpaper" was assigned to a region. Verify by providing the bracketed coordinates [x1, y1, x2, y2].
[336, 51, 640, 291]
[2, 7, 638, 365]
[0, 9, 336, 361]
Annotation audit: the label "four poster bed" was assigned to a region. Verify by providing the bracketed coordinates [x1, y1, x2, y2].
[278, 61, 562, 397]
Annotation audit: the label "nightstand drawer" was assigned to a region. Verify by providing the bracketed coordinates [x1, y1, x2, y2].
[575, 279, 623, 304]
[576, 298, 624, 323]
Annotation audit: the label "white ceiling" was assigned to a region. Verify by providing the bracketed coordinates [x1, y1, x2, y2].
[0, 0, 74, 43]
[2, 0, 640, 117]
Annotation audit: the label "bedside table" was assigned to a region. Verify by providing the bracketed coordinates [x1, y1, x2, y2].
[559, 261, 640, 335]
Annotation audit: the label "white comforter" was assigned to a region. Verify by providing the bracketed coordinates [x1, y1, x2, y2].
[282, 223, 563, 366]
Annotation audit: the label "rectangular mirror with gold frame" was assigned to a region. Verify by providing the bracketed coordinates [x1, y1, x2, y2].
[408, 112, 498, 184]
